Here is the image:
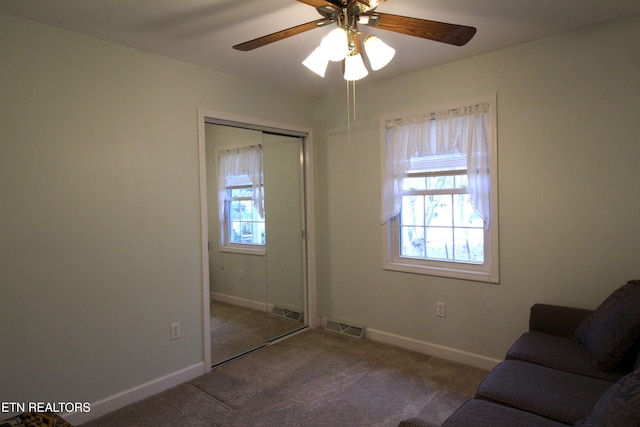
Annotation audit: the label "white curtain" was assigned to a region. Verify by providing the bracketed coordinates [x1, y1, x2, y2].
[381, 103, 491, 228]
[380, 115, 433, 224]
[218, 145, 264, 222]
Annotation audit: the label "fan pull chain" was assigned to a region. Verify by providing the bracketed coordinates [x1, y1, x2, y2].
[346, 79, 350, 142]
[346, 80, 357, 143]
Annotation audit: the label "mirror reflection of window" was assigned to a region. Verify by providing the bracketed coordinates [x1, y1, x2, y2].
[218, 144, 265, 255]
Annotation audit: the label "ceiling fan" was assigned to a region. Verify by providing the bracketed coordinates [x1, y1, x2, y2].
[232, 0, 477, 80]
[234, 0, 476, 51]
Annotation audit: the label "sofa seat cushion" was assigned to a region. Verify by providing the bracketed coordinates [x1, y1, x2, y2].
[572, 280, 640, 371]
[475, 360, 613, 424]
[506, 331, 626, 382]
[439, 399, 567, 427]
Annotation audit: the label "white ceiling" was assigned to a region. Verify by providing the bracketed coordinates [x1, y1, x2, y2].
[2, 0, 639, 96]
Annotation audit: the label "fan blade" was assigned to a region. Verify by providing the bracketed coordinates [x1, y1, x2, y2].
[233, 19, 329, 51]
[350, 0, 387, 13]
[297, 0, 341, 8]
[297, 0, 386, 13]
[373, 12, 476, 46]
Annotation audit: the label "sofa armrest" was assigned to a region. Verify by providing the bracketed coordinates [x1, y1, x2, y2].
[529, 303, 593, 336]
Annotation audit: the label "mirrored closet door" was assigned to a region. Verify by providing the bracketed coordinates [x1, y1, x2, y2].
[205, 124, 307, 366]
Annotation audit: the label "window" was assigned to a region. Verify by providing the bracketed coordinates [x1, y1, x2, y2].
[218, 144, 265, 255]
[225, 180, 265, 246]
[380, 95, 499, 283]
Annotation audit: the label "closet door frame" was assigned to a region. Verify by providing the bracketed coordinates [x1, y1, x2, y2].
[197, 108, 317, 372]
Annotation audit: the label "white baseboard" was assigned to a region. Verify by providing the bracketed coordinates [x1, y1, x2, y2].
[211, 292, 267, 312]
[365, 328, 501, 371]
[63, 362, 205, 425]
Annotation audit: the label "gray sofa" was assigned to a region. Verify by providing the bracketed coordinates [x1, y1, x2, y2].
[399, 280, 640, 427]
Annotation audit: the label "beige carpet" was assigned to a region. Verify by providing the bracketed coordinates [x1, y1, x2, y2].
[81, 329, 487, 427]
[210, 300, 304, 365]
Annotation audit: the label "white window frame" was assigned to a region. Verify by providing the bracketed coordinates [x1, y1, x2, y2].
[220, 180, 266, 256]
[380, 95, 499, 283]
[218, 146, 266, 256]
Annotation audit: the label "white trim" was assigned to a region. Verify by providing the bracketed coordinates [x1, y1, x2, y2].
[197, 108, 318, 374]
[302, 124, 318, 328]
[203, 110, 310, 137]
[197, 110, 213, 372]
[382, 255, 498, 283]
[365, 327, 501, 371]
[211, 292, 268, 312]
[218, 245, 266, 256]
[62, 363, 205, 425]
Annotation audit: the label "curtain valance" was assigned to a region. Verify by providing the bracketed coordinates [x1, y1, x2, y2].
[381, 103, 491, 228]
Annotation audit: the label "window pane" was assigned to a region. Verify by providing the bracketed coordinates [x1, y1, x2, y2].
[229, 221, 243, 243]
[402, 196, 424, 226]
[224, 193, 265, 248]
[425, 227, 453, 260]
[427, 194, 451, 227]
[455, 174, 468, 188]
[229, 201, 242, 220]
[239, 222, 252, 242]
[256, 222, 266, 245]
[230, 187, 252, 198]
[453, 228, 484, 263]
[404, 174, 466, 191]
[400, 225, 425, 257]
[426, 175, 461, 190]
[402, 177, 426, 191]
[399, 192, 485, 264]
[452, 194, 483, 227]
[239, 200, 253, 219]
[251, 203, 263, 221]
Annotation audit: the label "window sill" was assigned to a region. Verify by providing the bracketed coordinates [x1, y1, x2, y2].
[383, 259, 498, 284]
[219, 246, 266, 256]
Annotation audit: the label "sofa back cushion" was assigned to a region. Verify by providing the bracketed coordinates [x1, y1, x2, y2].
[506, 332, 627, 381]
[574, 367, 640, 426]
[573, 280, 640, 371]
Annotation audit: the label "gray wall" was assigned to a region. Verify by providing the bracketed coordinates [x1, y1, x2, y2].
[0, 12, 314, 407]
[313, 14, 640, 361]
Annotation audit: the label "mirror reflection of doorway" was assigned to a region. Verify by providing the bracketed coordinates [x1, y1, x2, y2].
[205, 124, 307, 366]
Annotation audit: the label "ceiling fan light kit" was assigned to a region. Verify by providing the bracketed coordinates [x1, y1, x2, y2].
[233, 0, 477, 83]
[302, 46, 330, 77]
[343, 50, 369, 81]
[300, 5, 396, 81]
[303, 23, 392, 80]
[320, 27, 350, 61]
[363, 35, 395, 71]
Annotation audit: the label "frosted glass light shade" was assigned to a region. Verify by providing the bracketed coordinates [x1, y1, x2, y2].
[344, 51, 369, 81]
[320, 27, 349, 62]
[363, 35, 395, 70]
[302, 46, 329, 77]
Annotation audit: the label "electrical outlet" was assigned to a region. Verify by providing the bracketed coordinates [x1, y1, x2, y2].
[436, 302, 446, 318]
[238, 269, 244, 280]
[170, 322, 181, 340]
